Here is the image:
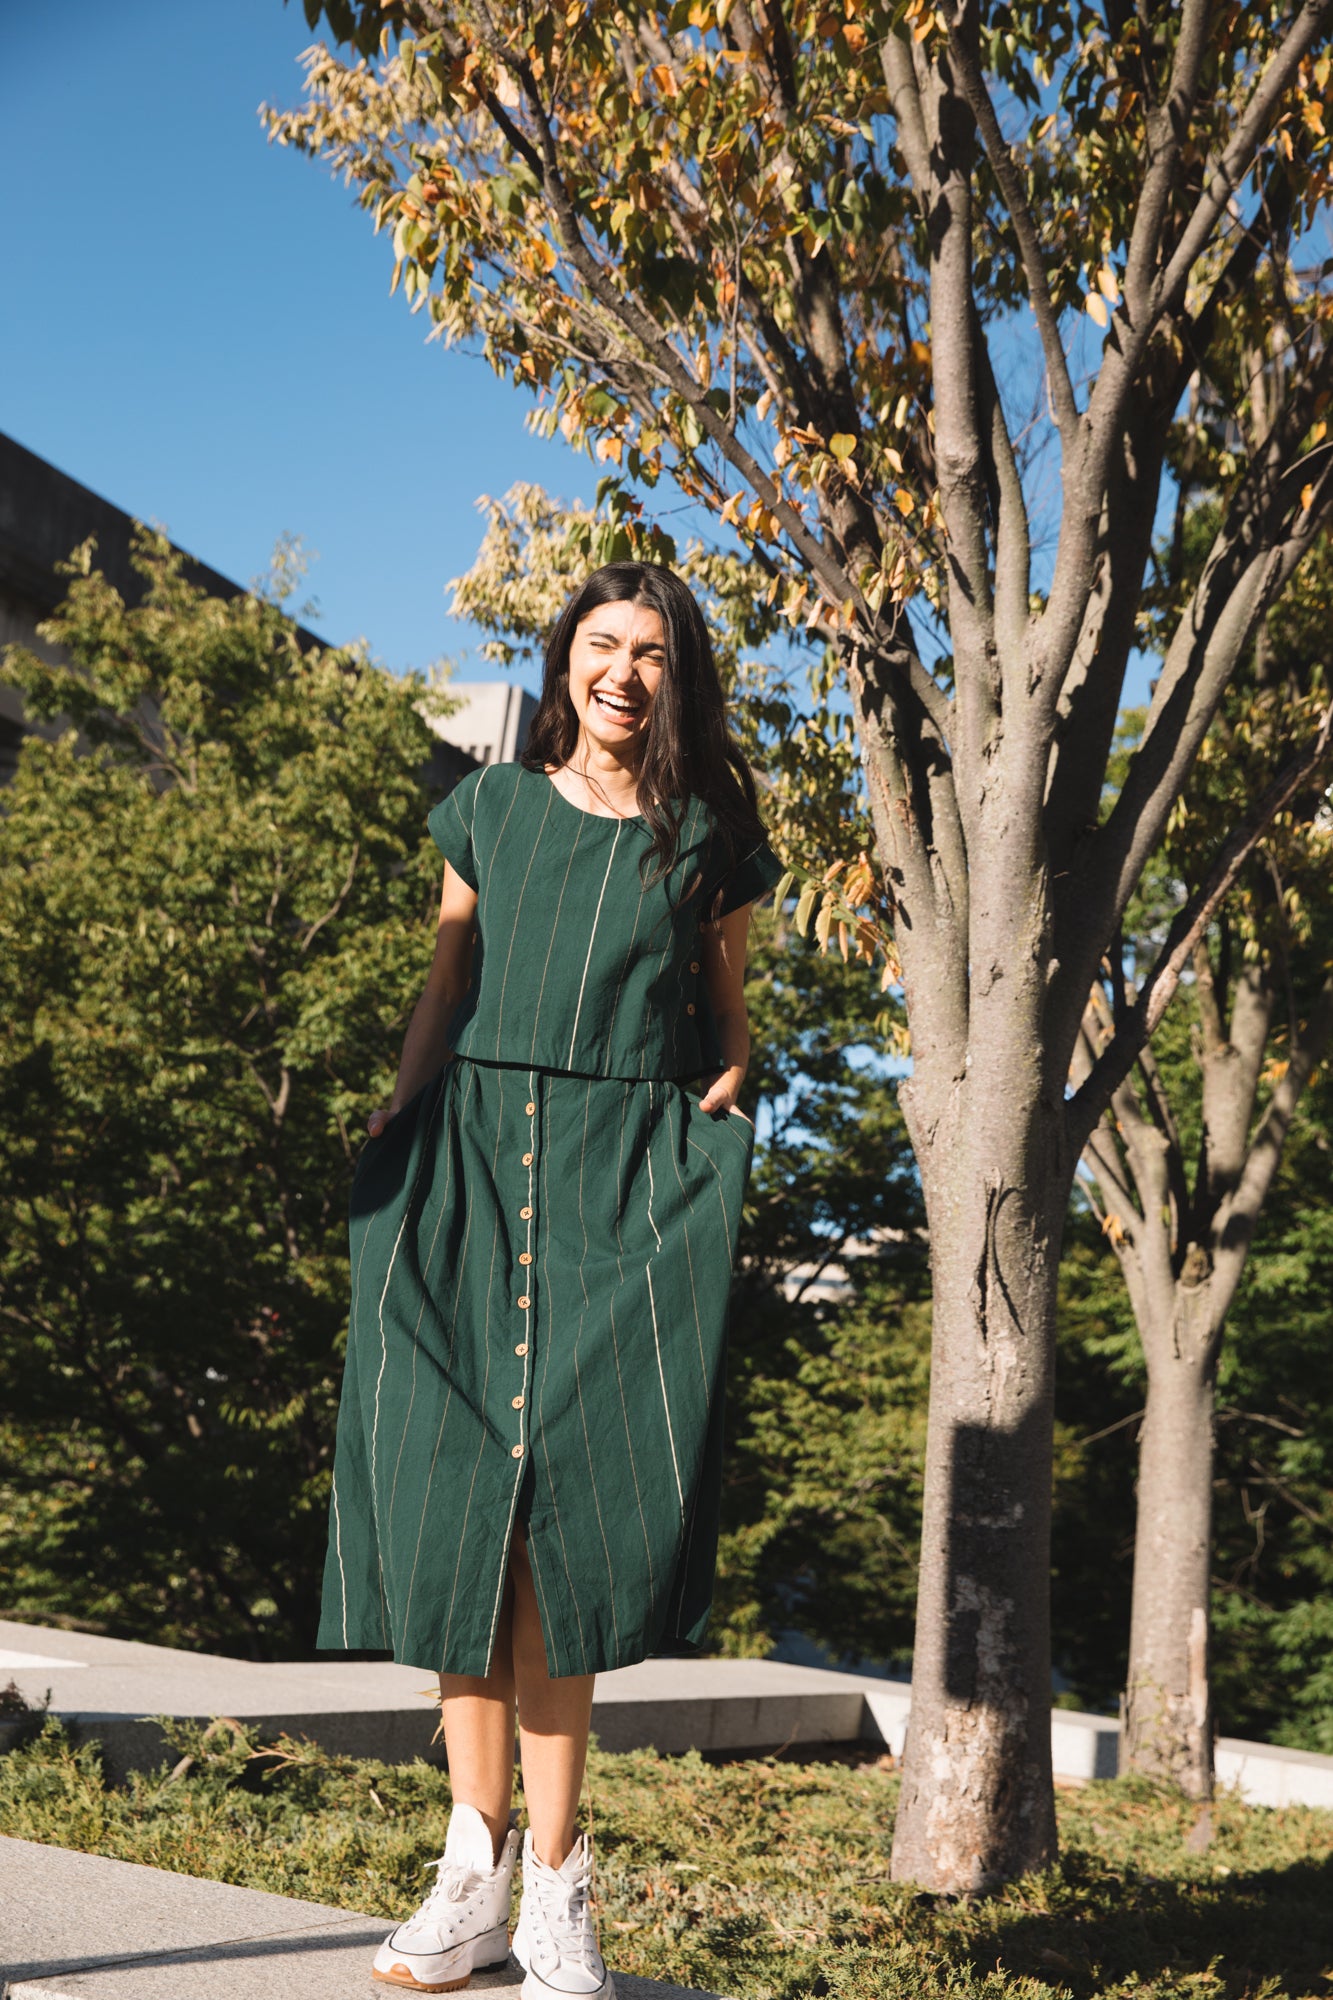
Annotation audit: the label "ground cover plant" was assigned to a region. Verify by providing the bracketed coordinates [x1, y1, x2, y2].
[2, 1721, 1330, 2000]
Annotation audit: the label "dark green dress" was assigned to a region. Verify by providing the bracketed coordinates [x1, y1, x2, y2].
[317, 761, 785, 1677]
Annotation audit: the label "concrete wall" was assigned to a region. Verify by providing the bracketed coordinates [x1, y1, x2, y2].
[430, 680, 537, 767]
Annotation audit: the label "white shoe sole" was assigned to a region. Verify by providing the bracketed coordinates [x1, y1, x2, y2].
[371, 1922, 511, 1993]
[514, 1951, 615, 2000]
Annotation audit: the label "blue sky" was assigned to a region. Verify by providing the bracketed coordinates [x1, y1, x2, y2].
[1, 0, 587, 690]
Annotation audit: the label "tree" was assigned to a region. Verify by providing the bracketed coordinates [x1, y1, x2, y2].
[1074, 532, 1333, 1796]
[268, 0, 1333, 1886]
[0, 533, 446, 1655]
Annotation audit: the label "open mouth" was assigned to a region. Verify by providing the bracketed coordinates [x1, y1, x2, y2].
[592, 688, 644, 721]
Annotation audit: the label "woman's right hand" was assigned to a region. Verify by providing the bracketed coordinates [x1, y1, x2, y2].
[367, 1107, 396, 1139]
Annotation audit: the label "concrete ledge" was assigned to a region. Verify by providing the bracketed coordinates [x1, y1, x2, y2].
[1216, 1734, 1333, 1809]
[3, 1618, 1331, 1810]
[0, 1836, 723, 2000]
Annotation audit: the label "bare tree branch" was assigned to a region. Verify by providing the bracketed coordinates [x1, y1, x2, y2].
[1067, 698, 1333, 1152]
[942, 1, 1079, 444]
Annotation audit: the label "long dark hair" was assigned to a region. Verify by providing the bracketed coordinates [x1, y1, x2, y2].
[520, 562, 770, 914]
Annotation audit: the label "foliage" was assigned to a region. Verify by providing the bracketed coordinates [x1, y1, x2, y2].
[715, 905, 927, 1658]
[5, 1720, 1333, 2000]
[0, 533, 446, 1656]
[265, 0, 1332, 611]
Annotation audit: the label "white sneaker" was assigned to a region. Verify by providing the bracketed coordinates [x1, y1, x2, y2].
[372, 1801, 519, 1992]
[511, 1828, 614, 2000]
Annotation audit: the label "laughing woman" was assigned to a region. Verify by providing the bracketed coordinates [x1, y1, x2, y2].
[318, 561, 785, 2000]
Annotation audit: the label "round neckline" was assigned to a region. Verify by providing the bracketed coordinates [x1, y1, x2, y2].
[540, 765, 647, 824]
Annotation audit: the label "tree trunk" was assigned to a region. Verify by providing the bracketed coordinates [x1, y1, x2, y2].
[889, 1068, 1064, 1889]
[1122, 1278, 1217, 1797]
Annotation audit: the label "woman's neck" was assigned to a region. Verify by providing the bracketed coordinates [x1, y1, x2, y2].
[549, 743, 645, 818]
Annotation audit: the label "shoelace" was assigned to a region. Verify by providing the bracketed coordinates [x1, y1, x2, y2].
[410, 1857, 490, 1925]
[529, 1846, 601, 1971]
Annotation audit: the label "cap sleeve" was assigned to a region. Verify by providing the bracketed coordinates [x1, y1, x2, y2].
[703, 831, 786, 919]
[427, 772, 480, 892]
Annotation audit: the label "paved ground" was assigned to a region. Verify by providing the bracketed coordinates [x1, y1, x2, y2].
[0, 1837, 727, 2000]
[0, 1618, 911, 1778]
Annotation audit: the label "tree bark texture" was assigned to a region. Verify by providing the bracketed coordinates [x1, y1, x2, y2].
[889, 1070, 1064, 1886]
[1122, 1304, 1217, 1797]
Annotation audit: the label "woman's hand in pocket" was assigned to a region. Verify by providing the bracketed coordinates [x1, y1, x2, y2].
[366, 1107, 396, 1139]
[698, 1063, 746, 1115]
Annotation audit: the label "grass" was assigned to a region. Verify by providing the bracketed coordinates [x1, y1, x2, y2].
[2, 1719, 1331, 2000]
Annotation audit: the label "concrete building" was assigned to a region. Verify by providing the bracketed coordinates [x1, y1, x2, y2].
[0, 431, 530, 783]
[428, 678, 537, 767]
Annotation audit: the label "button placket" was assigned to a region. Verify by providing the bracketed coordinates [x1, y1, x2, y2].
[510, 1071, 539, 1463]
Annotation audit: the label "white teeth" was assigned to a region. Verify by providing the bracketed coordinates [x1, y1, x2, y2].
[595, 692, 638, 713]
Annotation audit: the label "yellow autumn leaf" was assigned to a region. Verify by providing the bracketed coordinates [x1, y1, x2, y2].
[829, 432, 857, 459]
[883, 446, 904, 473]
[894, 393, 911, 428]
[814, 898, 834, 950]
[1085, 292, 1109, 327]
[1301, 483, 1315, 512]
[894, 488, 915, 517]
[1097, 265, 1120, 303]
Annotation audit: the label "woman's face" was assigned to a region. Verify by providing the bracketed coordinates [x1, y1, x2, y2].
[566, 598, 665, 760]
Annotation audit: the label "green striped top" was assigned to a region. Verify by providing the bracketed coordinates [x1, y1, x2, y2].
[427, 761, 784, 1082]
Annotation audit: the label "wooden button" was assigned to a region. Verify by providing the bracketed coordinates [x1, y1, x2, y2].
[517, 1295, 530, 1309]
[511, 1444, 523, 1459]
[686, 1003, 696, 1015]
[526, 1100, 536, 1114]
[690, 960, 700, 972]
[519, 1252, 533, 1266]
[522, 1150, 534, 1164]
[520, 1205, 533, 1219]
[512, 1394, 525, 1410]
[515, 1342, 528, 1356]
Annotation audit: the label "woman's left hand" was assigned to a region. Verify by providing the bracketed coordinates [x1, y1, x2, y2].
[698, 1065, 746, 1116]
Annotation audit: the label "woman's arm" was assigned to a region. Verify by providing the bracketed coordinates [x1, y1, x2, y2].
[367, 861, 478, 1137]
[696, 901, 756, 1116]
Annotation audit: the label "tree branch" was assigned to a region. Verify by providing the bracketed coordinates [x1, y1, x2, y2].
[941, 1, 1079, 444]
[1067, 699, 1333, 1153]
[1071, 359, 1333, 955]
[1212, 965, 1333, 1300]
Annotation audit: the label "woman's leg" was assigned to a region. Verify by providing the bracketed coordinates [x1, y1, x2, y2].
[437, 1561, 518, 1865]
[509, 1523, 596, 1867]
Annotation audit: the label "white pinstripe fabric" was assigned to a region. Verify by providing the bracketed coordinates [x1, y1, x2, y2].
[317, 763, 777, 1677]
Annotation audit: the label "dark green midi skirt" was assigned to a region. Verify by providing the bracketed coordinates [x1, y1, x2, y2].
[317, 1053, 755, 1677]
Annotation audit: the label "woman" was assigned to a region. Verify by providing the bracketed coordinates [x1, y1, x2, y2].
[318, 561, 785, 1999]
